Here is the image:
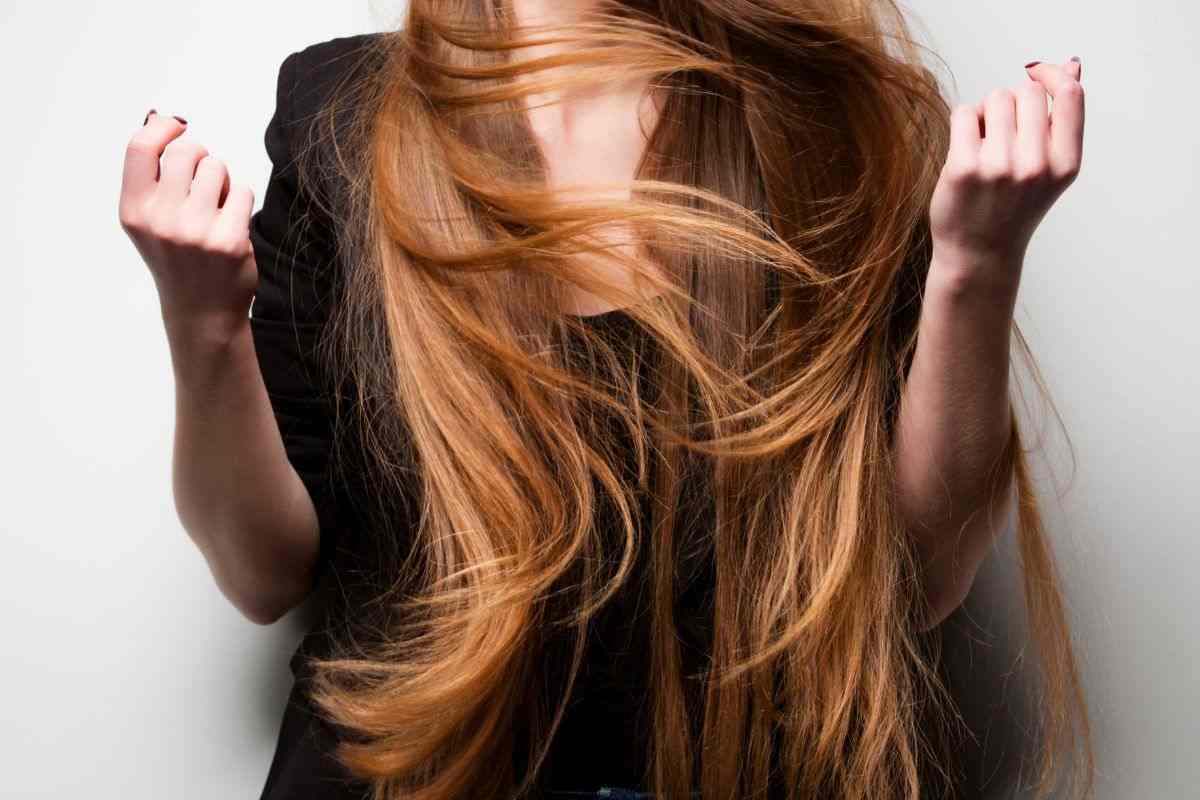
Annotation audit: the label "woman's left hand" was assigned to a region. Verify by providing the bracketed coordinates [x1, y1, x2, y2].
[927, 58, 1086, 295]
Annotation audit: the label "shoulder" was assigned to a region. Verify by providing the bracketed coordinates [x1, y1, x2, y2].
[294, 30, 385, 66]
[291, 31, 389, 92]
[282, 32, 390, 126]
[267, 32, 393, 214]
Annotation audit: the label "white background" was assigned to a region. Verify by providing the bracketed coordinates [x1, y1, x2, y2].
[1, 1, 1195, 797]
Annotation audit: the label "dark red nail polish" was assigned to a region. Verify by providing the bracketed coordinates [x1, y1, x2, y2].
[143, 108, 157, 126]
[1024, 60, 1041, 69]
[173, 115, 188, 125]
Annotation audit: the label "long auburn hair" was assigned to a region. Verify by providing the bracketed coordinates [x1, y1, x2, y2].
[289, 1, 1094, 798]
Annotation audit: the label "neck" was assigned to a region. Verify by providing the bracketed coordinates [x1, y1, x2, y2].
[510, 0, 601, 28]
[508, 0, 623, 111]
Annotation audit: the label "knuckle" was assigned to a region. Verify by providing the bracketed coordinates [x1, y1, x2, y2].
[1053, 156, 1082, 182]
[124, 136, 157, 160]
[943, 157, 980, 186]
[147, 215, 179, 243]
[163, 139, 209, 162]
[119, 211, 143, 234]
[1013, 158, 1049, 185]
[978, 155, 1013, 184]
[986, 87, 1013, 105]
[199, 154, 228, 174]
[1058, 80, 1084, 101]
[205, 233, 247, 259]
[1018, 83, 1044, 102]
[227, 184, 254, 208]
[176, 222, 210, 248]
[118, 200, 147, 232]
[143, 208, 194, 246]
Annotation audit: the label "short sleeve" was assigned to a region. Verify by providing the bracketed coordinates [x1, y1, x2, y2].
[248, 49, 344, 586]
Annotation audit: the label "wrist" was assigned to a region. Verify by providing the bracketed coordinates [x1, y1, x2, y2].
[927, 243, 1023, 308]
[160, 293, 251, 342]
[163, 310, 255, 385]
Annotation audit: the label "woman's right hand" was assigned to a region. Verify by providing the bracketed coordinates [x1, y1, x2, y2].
[118, 110, 259, 339]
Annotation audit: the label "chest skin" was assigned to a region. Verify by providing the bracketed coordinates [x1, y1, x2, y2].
[521, 72, 668, 316]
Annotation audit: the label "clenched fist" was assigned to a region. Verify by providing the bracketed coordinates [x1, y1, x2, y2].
[118, 110, 258, 338]
[928, 58, 1086, 294]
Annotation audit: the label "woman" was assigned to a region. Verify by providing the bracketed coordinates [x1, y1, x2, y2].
[117, 1, 1092, 798]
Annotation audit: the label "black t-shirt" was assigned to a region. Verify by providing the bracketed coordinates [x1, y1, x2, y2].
[248, 34, 715, 799]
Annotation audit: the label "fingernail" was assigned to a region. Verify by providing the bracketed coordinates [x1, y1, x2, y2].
[173, 115, 188, 126]
[1070, 56, 1081, 64]
[143, 108, 157, 126]
[1024, 60, 1042, 69]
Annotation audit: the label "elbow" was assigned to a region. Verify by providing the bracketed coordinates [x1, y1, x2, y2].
[908, 503, 1008, 633]
[240, 599, 292, 627]
[915, 568, 978, 632]
[234, 576, 313, 626]
[916, 594, 962, 632]
[206, 552, 313, 627]
[208, 537, 319, 627]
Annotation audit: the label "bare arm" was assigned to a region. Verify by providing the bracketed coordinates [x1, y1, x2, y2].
[894, 57, 1085, 630]
[894, 257, 1017, 632]
[166, 315, 319, 625]
[120, 110, 320, 625]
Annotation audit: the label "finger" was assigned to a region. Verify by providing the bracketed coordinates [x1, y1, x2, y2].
[979, 88, 1016, 178]
[947, 103, 983, 164]
[1014, 80, 1050, 172]
[120, 111, 189, 206]
[212, 184, 256, 246]
[186, 156, 230, 212]
[1024, 61, 1085, 178]
[158, 139, 211, 204]
[982, 87, 1017, 144]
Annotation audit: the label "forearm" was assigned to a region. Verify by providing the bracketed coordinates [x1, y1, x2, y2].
[165, 313, 320, 624]
[893, 249, 1020, 629]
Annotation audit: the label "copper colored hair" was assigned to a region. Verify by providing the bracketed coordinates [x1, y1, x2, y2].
[288, 1, 1095, 798]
